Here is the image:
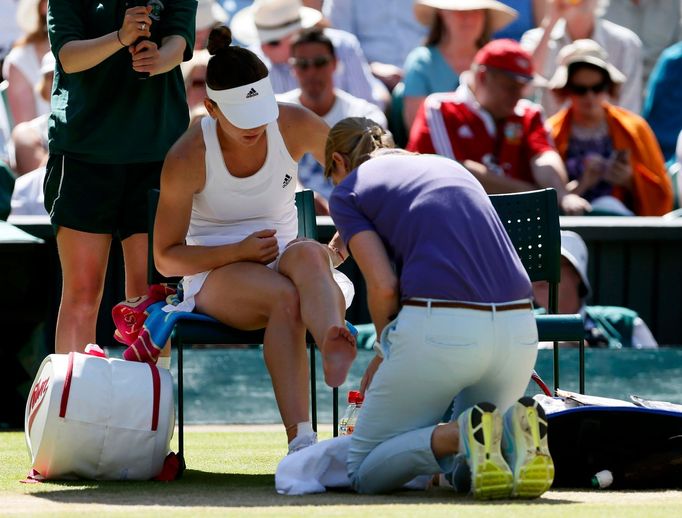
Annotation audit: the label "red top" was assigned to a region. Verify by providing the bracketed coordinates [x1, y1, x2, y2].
[407, 86, 554, 184]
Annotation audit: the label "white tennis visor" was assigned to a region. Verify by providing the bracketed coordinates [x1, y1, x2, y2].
[206, 76, 279, 129]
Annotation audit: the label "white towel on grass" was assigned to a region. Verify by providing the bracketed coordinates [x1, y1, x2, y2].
[275, 435, 430, 495]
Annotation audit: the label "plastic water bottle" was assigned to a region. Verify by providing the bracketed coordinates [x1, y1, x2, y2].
[339, 390, 364, 436]
[591, 470, 613, 489]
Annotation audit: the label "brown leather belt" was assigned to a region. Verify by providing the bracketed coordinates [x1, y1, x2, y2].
[402, 300, 533, 312]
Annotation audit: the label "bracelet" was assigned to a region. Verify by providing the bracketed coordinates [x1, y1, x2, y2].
[116, 29, 127, 47]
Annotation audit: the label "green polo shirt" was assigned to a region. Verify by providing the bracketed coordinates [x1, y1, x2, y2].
[47, 0, 196, 164]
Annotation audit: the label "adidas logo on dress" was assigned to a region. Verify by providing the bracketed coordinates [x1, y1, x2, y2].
[282, 174, 292, 188]
[246, 88, 258, 99]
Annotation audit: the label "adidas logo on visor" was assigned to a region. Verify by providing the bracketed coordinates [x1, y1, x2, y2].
[246, 88, 259, 99]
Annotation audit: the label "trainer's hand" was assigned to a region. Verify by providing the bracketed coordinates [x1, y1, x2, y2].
[239, 229, 279, 264]
[360, 354, 383, 395]
[118, 6, 152, 46]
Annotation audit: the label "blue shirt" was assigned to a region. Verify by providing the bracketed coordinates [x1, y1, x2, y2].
[329, 153, 532, 303]
[643, 41, 682, 163]
[402, 46, 459, 97]
[493, 0, 535, 41]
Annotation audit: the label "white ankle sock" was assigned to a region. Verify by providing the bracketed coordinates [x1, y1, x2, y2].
[156, 356, 171, 370]
[296, 421, 314, 438]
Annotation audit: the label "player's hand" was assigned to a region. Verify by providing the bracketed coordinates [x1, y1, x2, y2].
[239, 229, 279, 264]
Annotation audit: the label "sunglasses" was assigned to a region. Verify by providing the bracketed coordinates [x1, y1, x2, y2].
[566, 81, 609, 95]
[289, 55, 333, 70]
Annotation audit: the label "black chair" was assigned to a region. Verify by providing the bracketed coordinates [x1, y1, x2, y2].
[147, 189, 339, 473]
[489, 188, 585, 393]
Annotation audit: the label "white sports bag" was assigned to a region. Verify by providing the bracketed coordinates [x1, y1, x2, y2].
[25, 347, 174, 480]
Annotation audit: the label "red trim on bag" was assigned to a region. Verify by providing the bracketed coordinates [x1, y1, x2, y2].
[148, 362, 160, 431]
[59, 352, 75, 418]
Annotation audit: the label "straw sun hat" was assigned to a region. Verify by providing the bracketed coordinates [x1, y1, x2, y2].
[548, 39, 626, 90]
[413, 0, 518, 34]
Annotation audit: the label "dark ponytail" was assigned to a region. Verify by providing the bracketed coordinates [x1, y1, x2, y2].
[205, 26, 269, 90]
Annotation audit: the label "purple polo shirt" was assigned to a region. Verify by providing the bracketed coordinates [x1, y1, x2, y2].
[329, 153, 532, 303]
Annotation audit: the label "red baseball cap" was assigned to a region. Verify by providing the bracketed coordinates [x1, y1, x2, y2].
[474, 39, 535, 83]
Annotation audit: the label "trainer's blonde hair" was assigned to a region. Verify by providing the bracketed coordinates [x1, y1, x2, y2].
[324, 118, 394, 179]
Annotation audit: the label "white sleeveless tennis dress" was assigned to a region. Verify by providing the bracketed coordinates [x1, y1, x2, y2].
[168, 116, 353, 312]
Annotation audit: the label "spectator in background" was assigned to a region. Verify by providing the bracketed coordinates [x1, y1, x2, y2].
[402, 0, 518, 129]
[521, 0, 642, 117]
[277, 28, 387, 208]
[181, 48, 210, 122]
[494, 0, 546, 40]
[10, 50, 52, 175]
[534, 231, 658, 349]
[547, 40, 672, 216]
[322, 0, 426, 91]
[601, 0, 681, 87]
[642, 41, 682, 164]
[230, 0, 390, 109]
[0, 0, 21, 68]
[407, 39, 590, 215]
[195, 0, 228, 50]
[2, 0, 50, 125]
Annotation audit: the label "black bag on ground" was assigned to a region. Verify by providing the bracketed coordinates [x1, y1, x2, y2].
[548, 406, 682, 489]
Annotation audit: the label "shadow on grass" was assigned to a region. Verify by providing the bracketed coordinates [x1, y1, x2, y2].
[28, 470, 577, 508]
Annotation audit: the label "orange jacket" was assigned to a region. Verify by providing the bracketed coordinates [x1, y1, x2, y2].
[548, 104, 673, 216]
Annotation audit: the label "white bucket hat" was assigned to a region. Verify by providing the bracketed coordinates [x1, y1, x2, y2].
[230, 0, 323, 46]
[548, 39, 626, 90]
[195, 0, 228, 31]
[413, 0, 517, 34]
[560, 230, 591, 299]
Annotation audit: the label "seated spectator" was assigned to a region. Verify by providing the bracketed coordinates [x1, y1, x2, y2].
[403, 0, 518, 129]
[533, 230, 658, 349]
[2, 0, 50, 125]
[230, 0, 390, 109]
[277, 28, 387, 207]
[546, 40, 672, 216]
[181, 48, 210, 120]
[10, 51, 53, 175]
[195, 0, 229, 50]
[642, 41, 682, 164]
[407, 39, 589, 215]
[494, 0, 546, 41]
[601, 0, 681, 87]
[322, 0, 427, 91]
[520, 0, 642, 117]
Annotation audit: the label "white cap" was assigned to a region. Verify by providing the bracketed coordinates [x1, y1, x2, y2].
[206, 76, 279, 129]
[560, 230, 591, 299]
